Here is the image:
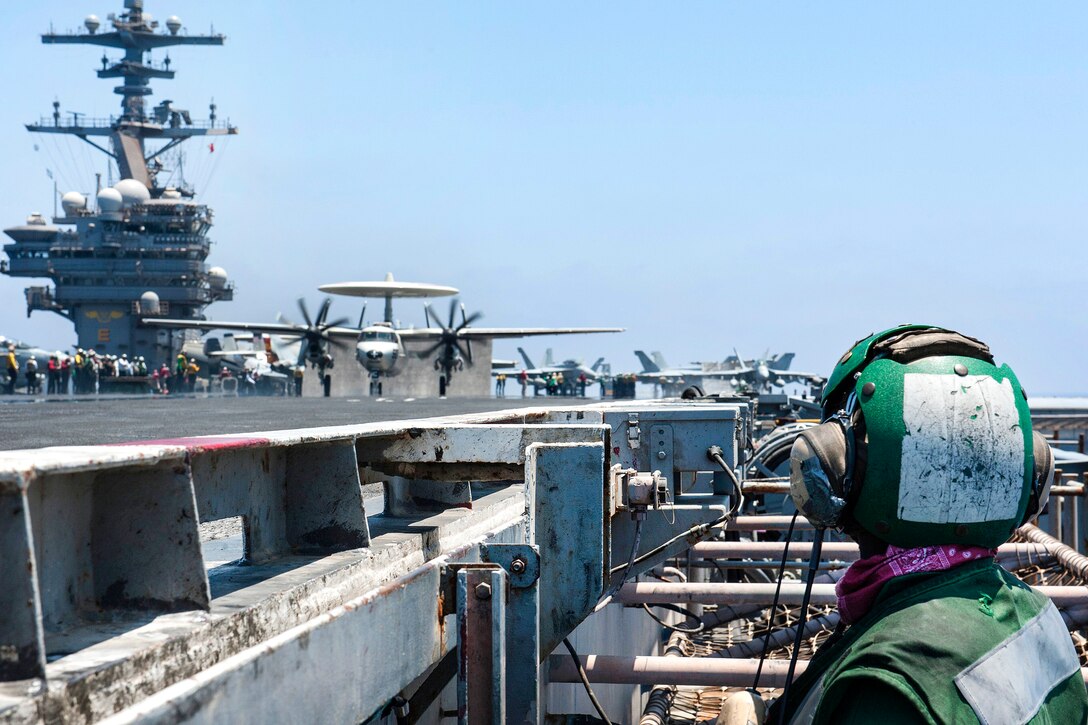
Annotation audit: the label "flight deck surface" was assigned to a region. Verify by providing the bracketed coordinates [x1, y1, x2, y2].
[0, 395, 582, 450]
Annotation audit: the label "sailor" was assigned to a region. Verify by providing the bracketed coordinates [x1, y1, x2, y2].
[86, 350, 99, 394]
[175, 352, 187, 379]
[47, 354, 58, 394]
[293, 365, 304, 397]
[72, 348, 85, 393]
[158, 361, 171, 394]
[45, 352, 57, 391]
[5, 345, 17, 394]
[187, 358, 200, 393]
[518, 369, 528, 397]
[60, 353, 71, 394]
[24, 356, 38, 394]
[769, 325, 1088, 724]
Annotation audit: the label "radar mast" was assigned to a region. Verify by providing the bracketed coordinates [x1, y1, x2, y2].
[29, 0, 238, 190]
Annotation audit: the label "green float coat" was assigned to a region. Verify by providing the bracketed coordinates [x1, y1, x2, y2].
[779, 560, 1087, 725]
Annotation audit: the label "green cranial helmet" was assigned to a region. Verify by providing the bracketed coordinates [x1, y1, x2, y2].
[800, 325, 1045, 549]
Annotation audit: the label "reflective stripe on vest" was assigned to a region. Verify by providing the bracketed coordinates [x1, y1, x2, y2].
[954, 601, 1081, 725]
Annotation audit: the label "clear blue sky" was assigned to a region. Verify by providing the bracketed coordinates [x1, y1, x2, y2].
[1, 2, 1085, 392]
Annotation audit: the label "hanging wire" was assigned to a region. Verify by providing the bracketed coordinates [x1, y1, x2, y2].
[777, 527, 825, 725]
[642, 602, 705, 635]
[752, 510, 800, 690]
[562, 637, 612, 724]
[598, 518, 644, 609]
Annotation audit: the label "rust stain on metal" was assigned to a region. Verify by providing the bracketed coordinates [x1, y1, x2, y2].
[437, 589, 447, 641]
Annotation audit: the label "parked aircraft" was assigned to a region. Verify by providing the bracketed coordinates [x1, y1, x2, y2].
[144, 297, 355, 395]
[206, 334, 290, 375]
[634, 349, 823, 395]
[502, 347, 608, 394]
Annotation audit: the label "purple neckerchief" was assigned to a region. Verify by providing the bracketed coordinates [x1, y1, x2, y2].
[835, 543, 995, 624]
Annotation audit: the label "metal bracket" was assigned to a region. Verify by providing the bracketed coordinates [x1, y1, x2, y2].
[626, 414, 641, 449]
[456, 566, 507, 724]
[482, 543, 542, 723]
[482, 543, 540, 589]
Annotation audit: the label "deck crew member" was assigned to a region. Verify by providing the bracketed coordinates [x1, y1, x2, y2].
[770, 325, 1088, 724]
[5, 345, 17, 394]
[60, 354, 70, 394]
[47, 354, 59, 394]
[24, 356, 38, 394]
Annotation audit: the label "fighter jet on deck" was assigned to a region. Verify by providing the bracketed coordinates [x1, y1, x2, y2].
[634, 349, 824, 395]
[502, 347, 609, 394]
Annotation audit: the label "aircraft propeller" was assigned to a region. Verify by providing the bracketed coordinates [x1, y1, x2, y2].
[283, 297, 351, 368]
[419, 298, 483, 383]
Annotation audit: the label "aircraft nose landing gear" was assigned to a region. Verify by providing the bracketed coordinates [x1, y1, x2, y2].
[369, 371, 382, 397]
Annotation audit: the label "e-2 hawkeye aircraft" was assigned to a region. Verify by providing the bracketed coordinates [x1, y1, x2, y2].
[144, 274, 623, 396]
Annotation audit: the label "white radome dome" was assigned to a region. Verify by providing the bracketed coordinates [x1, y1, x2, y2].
[114, 179, 150, 207]
[207, 267, 228, 288]
[97, 187, 123, 212]
[85, 15, 100, 33]
[61, 191, 87, 215]
[139, 290, 161, 315]
[166, 16, 182, 34]
[162, 187, 182, 199]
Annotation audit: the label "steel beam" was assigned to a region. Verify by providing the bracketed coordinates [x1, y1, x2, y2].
[457, 567, 506, 724]
[357, 424, 607, 481]
[615, 581, 1088, 608]
[483, 543, 541, 724]
[550, 655, 1088, 688]
[527, 442, 608, 657]
[549, 654, 809, 688]
[615, 581, 838, 606]
[0, 486, 45, 680]
[690, 541, 1054, 562]
[729, 515, 814, 531]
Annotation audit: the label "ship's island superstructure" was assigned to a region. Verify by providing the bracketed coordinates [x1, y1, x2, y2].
[2, 0, 236, 362]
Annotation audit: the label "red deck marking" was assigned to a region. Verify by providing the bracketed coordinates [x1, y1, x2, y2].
[109, 435, 271, 451]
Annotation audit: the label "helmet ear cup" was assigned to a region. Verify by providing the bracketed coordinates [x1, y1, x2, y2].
[1023, 432, 1055, 524]
[789, 423, 849, 528]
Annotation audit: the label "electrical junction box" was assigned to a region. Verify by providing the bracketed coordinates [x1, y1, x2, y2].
[601, 403, 752, 502]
